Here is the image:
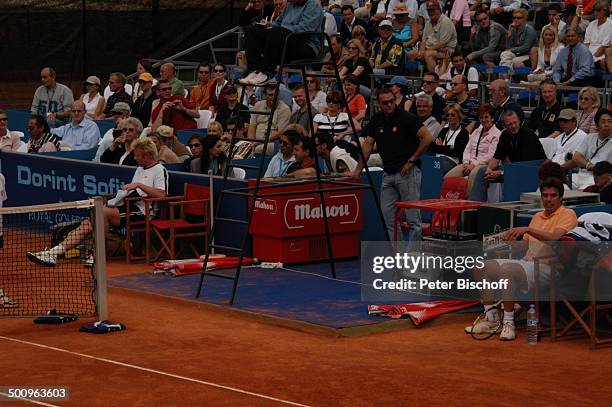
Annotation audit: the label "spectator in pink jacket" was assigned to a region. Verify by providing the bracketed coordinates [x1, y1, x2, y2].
[445, 104, 501, 193]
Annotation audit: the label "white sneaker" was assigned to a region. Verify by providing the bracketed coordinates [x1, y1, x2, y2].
[27, 250, 57, 267]
[465, 309, 501, 334]
[250, 71, 273, 86]
[239, 71, 260, 85]
[0, 290, 17, 308]
[500, 321, 516, 341]
[84, 254, 94, 268]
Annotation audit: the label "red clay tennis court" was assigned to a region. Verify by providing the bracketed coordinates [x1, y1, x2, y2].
[1, 258, 612, 406]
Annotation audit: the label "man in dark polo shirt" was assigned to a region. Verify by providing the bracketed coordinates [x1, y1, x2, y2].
[469, 109, 547, 201]
[350, 88, 433, 240]
[527, 80, 562, 139]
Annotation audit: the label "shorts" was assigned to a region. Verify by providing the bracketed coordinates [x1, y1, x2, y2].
[491, 259, 553, 294]
[116, 205, 145, 227]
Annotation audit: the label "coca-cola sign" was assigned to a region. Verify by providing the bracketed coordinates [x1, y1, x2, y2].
[283, 194, 359, 229]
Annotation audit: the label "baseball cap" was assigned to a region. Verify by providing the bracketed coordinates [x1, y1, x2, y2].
[85, 75, 101, 86]
[109, 102, 131, 114]
[558, 108, 576, 121]
[379, 20, 393, 28]
[138, 72, 154, 82]
[389, 76, 408, 87]
[157, 125, 175, 138]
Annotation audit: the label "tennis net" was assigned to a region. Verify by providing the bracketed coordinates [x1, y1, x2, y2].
[0, 198, 107, 319]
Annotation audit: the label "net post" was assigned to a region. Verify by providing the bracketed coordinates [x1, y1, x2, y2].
[93, 196, 108, 320]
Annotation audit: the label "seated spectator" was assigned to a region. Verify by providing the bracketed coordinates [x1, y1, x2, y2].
[445, 51, 479, 97]
[562, 108, 612, 189]
[370, 20, 405, 77]
[183, 135, 204, 171]
[490, 0, 525, 27]
[313, 91, 352, 142]
[93, 102, 131, 162]
[290, 84, 318, 132]
[131, 73, 157, 128]
[446, 104, 502, 193]
[239, 0, 273, 27]
[489, 79, 524, 129]
[215, 85, 251, 130]
[52, 101, 101, 150]
[100, 117, 144, 166]
[340, 39, 373, 95]
[407, 1, 457, 72]
[321, 0, 338, 37]
[208, 64, 232, 114]
[150, 79, 199, 131]
[543, 4, 566, 42]
[340, 4, 368, 45]
[148, 131, 180, 164]
[31, 67, 74, 128]
[371, 0, 418, 25]
[343, 74, 367, 131]
[537, 160, 569, 189]
[102, 72, 133, 118]
[26, 115, 60, 153]
[0, 110, 22, 152]
[445, 75, 479, 132]
[499, 9, 538, 69]
[527, 26, 564, 84]
[324, 34, 349, 68]
[584, 161, 612, 203]
[131, 59, 156, 102]
[247, 84, 291, 155]
[264, 127, 301, 177]
[315, 131, 359, 173]
[270, 0, 286, 22]
[241, 0, 323, 85]
[392, 3, 419, 51]
[352, 25, 372, 54]
[160, 62, 185, 97]
[306, 75, 328, 114]
[558, 5, 583, 42]
[553, 28, 597, 87]
[430, 103, 470, 173]
[527, 80, 562, 139]
[189, 63, 212, 110]
[469, 110, 547, 201]
[466, 177, 577, 341]
[576, 86, 600, 134]
[550, 109, 587, 165]
[79, 76, 105, 119]
[286, 135, 316, 178]
[434, 50, 452, 83]
[414, 94, 443, 139]
[190, 135, 229, 176]
[407, 72, 446, 121]
[389, 76, 411, 111]
[27, 137, 168, 268]
[584, 1, 612, 73]
[467, 9, 507, 66]
[157, 125, 191, 161]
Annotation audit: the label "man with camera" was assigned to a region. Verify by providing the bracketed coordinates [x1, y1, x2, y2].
[93, 102, 131, 162]
[150, 79, 199, 132]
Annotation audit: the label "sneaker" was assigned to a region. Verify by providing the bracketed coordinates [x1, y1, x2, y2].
[26, 250, 57, 267]
[239, 70, 260, 85]
[464, 309, 501, 334]
[84, 254, 94, 268]
[250, 71, 273, 86]
[0, 290, 17, 309]
[500, 321, 516, 341]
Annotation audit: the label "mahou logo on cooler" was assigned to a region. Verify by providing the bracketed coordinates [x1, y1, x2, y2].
[284, 194, 359, 229]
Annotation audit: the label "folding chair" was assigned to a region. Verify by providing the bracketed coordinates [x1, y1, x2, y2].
[147, 183, 210, 263]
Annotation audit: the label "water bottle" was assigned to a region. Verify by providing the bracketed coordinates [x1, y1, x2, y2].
[527, 304, 538, 345]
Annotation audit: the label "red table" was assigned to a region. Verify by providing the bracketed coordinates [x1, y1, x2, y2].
[393, 199, 484, 240]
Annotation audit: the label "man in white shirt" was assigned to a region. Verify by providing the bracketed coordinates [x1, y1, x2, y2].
[584, 3, 612, 72]
[52, 101, 101, 150]
[264, 129, 298, 177]
[93, 102, 131, 162]
[550, 109, 587, 166]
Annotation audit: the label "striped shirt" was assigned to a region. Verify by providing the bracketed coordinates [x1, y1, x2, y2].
[313, 112, 350, 139]
[446, 96, 480, 129]
[27, 132, 61, 153]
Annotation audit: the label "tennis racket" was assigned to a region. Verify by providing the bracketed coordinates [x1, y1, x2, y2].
[469, 300, 502, 340]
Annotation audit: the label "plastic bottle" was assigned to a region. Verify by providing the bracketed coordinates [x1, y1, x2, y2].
[527, 304, 538, 345]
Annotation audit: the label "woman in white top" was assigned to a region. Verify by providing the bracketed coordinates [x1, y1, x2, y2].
[527, 26, 564, 83]
[313, 91, 351, 142]
[131, 59, 157, 102]
[306, 75, 327, 114]
[79, 75, 105, 119]
[575, 86, 600, 134]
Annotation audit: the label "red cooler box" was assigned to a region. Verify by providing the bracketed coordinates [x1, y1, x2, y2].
[249, 178, 363, 263]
